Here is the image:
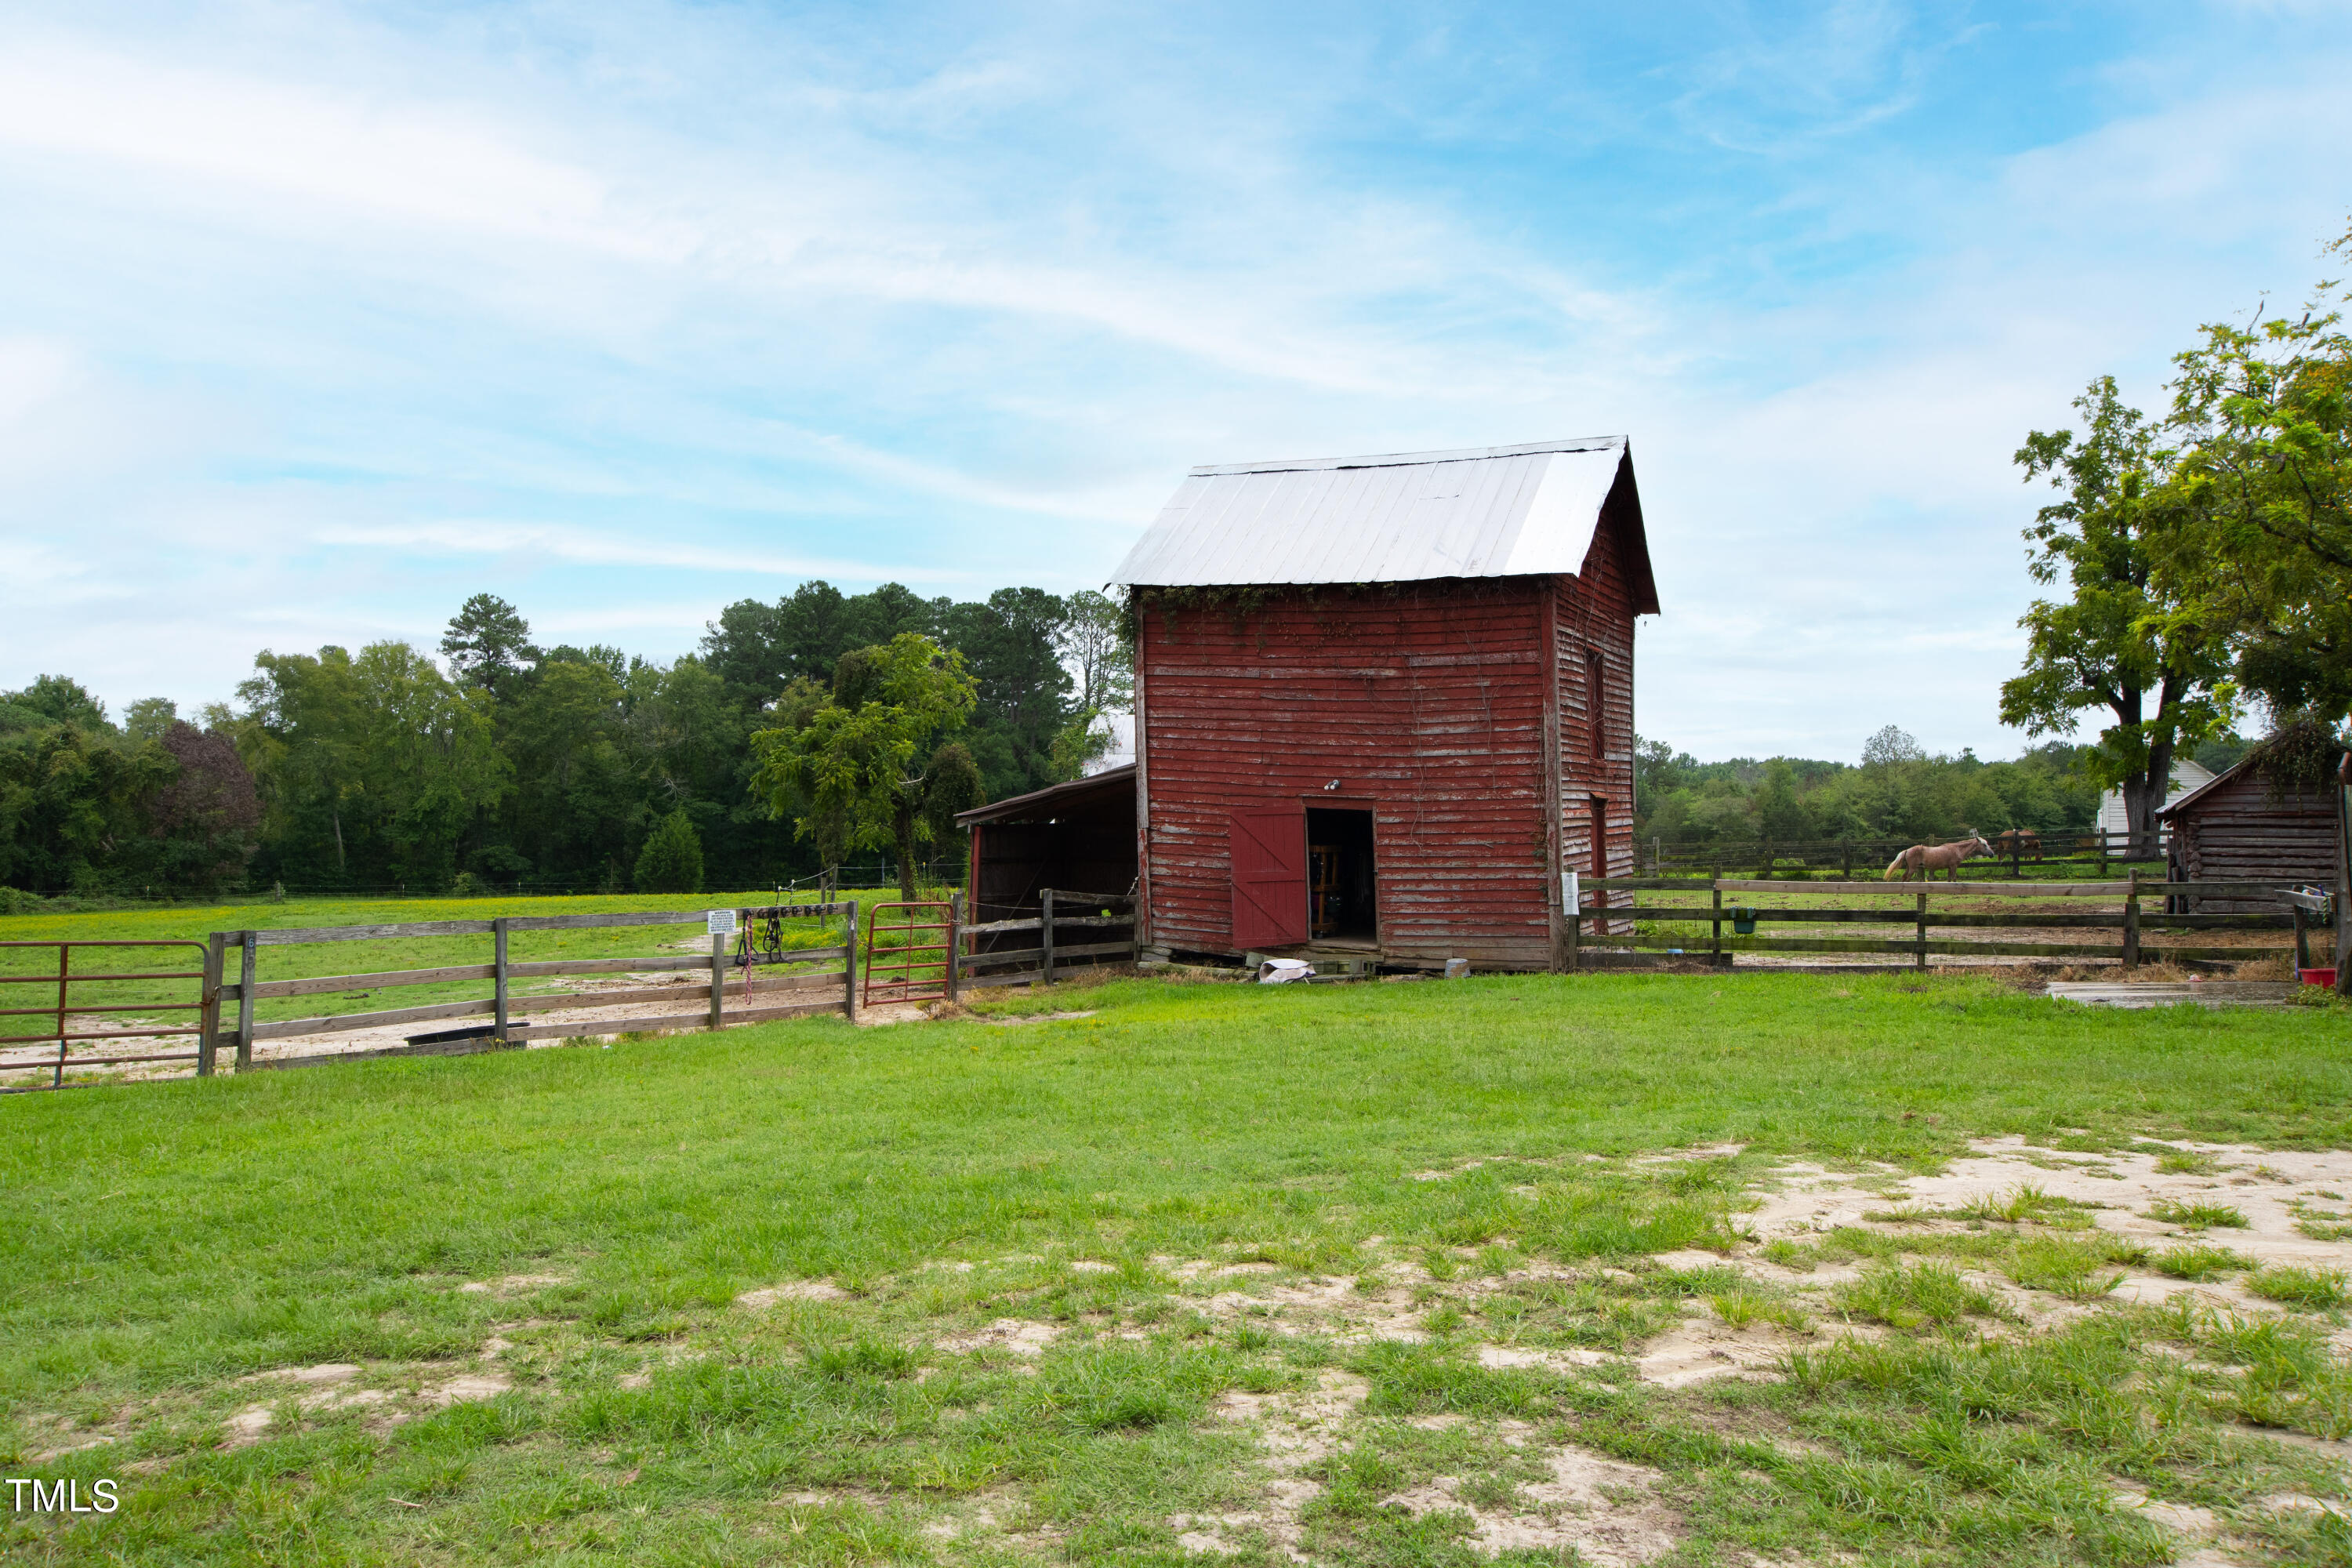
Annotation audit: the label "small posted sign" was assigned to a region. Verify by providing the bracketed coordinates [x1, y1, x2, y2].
[706, 908, 739, 937]
[1562, 872, 1581, 916]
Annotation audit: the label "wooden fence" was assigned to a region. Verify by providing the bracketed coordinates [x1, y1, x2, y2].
[956, 890, 1138, 989]
[1566, 875, 2324, 971]
[198, 903, 860, 1074]
[1644, 831, 2169, 880]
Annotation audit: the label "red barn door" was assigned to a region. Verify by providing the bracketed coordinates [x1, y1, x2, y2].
[1229, 808, 1308, 949]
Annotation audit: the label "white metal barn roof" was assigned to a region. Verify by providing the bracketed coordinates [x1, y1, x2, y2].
[1111, 437, 1650, 599]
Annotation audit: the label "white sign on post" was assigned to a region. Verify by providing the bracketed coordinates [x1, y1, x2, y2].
[1562, 872, 1581, 916]
[706, 909, 739, 937]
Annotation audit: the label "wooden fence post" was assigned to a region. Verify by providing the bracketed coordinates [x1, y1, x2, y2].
[2293, 903, 2310, 973]
[1041, 888, 1057, 985]
[494, 916, 510, 1040]
[1914, 891, 1928, 971]
[2336, 779, 2350, 996]
[198, 931, 224, 1077]
[946, 891, 962, 1003]
[2123, 870, 2141, 970]
[844, 900, 859, 1022]
[710, 930, 724, 1030]
[1711, 880, 1722, 965]
[1565, 878, 1580, 973]
[1841, 838, 1852, 880]
[236, 930, 257, 1071]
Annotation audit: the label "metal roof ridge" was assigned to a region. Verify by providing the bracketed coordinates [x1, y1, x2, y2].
[1187, 435, 1625, 477]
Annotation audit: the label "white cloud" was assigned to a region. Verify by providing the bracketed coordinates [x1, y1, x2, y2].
[314, 519, 975, 585]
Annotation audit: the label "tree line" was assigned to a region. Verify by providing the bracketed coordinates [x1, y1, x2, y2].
[0, 583, 1130, 900]
[1631, 725, 2254, 851]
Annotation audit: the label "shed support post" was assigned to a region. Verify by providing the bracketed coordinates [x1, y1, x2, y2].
[1041, 889, 1056, 986]
[946, 892, 962, 1003]
[2336, 780, 2350, 996]
[494, 917, 510, 1040]
[236, 930, 256, 1071]
[198, 931, 225, 1077]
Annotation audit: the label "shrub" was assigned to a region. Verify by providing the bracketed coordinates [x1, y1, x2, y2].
[634, 810, 704, 894]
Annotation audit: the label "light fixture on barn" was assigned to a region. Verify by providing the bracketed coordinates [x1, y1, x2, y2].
[1322, 779, 1341, 791]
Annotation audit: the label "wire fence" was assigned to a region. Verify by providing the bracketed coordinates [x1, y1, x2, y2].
[1642, 830, 2169, 880]
[0, 862, 970, 912]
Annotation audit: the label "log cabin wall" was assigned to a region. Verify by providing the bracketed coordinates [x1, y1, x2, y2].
[2165, 769, 2343, 914]
[1135, 579, 1560, 969]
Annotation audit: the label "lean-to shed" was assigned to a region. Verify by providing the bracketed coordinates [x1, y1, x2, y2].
[1112, 437, 1657, 971]
[2159, 757, 2347, 914]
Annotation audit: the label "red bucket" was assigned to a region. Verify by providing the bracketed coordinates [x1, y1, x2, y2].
[2300, 967, 2338, 988]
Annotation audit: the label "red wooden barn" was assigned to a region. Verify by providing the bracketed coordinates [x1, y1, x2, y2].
[1106, 436, 1659, 971]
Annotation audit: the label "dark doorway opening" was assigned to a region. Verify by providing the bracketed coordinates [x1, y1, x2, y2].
[1306, 808, 1378, 942]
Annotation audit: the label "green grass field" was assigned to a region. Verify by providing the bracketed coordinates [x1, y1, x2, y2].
[5, 967, 2351, 1565]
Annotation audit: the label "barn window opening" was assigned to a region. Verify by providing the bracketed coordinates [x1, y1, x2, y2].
[1306, 808, 1378, 943]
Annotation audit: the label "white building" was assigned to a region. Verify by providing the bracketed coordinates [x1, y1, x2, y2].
[2097, 758, 2216, 838]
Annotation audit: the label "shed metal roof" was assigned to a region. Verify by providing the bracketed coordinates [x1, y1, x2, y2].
[955, 763, 1135, 827]
[1110, 437, 1650, 600]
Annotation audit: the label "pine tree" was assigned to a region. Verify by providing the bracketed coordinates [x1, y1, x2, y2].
[634, 809, 704, 894]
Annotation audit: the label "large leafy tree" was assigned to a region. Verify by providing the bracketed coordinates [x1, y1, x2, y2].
[2150, 239, 2352, 718]
[1998, 377, 2233, 854]
[750, 633, 985, 899]
[230, 642, 507, 887]
[499, 654, 634, 887]
[0, 715, 173, 893]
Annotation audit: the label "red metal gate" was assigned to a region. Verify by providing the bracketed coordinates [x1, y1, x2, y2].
[0, 941, 210, 1091]
[862, 902, 953, 1007]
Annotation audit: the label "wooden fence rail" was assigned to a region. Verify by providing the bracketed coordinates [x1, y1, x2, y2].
[1644, 830, 2172, 880]
[955, 890, 1138, 989]
[199, 902, 861, 1074]
[1566, 876, 2324, 972]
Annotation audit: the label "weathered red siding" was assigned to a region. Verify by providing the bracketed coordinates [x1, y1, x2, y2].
[1137, 579, 1556, 967]
[1555, 504, 1642, 928]
[1134, 540, 1641, 971]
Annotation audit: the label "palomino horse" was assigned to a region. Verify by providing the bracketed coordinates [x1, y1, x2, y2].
[1883, 836, 1993, 881]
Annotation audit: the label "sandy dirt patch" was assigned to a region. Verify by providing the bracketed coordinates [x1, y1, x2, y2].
[1178, 1370, 1374, 1559]
[1382, 1446, 1678, 1566]
[1751, 1137, 2352, 1275]
[937, 1319, 1062, 1356]
[737, 1278, 850, 1308]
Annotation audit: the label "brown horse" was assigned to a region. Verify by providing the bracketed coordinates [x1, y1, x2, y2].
[1883, 835, 1993, 881]
[1990, 828, 2042, 860]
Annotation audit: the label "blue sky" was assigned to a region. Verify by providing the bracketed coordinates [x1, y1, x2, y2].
[2, 0, 2346, 761]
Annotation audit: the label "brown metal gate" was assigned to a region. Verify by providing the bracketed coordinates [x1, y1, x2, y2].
[862, 902, 953, 1006]
[0, 941, 210, 1091]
